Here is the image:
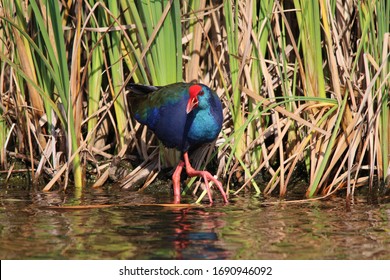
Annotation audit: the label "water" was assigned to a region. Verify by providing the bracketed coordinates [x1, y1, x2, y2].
[1, 183, 390, 259]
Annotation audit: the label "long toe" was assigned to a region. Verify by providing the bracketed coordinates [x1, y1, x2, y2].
[183, 152, 228, 204]
[203, 171, 228, 204]
[190, 170, 228, 204]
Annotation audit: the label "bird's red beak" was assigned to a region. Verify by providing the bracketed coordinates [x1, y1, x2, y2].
[186, 97, 198, 114]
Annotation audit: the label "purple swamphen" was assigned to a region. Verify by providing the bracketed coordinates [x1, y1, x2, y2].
[127, 82, 228, 204]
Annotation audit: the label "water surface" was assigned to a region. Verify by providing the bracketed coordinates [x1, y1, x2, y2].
[1, 184, 389, 259]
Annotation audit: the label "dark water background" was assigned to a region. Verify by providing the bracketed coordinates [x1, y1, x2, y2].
[1, 183, 389, 260]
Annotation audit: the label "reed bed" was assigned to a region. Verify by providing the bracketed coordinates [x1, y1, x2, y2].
[0, 0, 388, 201]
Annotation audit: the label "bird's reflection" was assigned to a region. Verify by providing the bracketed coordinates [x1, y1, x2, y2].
[167, 207, 231, 259]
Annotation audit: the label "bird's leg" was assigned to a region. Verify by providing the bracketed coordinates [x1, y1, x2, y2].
[183, 152, 228, 204]
[172, 160, 185, 204]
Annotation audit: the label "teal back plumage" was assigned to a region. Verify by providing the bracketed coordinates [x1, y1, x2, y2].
[128, 83, 189, 129]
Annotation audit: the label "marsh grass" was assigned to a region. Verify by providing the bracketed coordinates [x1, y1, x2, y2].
[0, 0, 388, 202]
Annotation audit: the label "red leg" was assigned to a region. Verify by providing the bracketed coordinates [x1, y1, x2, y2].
[172, 160, 184, 204]
[183, 152, 228, 204]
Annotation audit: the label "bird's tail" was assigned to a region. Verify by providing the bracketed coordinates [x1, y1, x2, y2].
[126, 84, 160, 96]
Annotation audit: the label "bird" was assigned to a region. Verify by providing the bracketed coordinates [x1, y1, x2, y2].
[127, 82, 228, 204]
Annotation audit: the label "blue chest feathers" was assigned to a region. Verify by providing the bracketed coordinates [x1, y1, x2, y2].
[187, 108, 222, 145]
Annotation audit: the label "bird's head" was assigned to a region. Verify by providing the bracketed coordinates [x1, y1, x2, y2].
[186, 84, 209, 114]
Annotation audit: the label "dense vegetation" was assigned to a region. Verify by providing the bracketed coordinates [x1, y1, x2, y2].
[0, 0, 389, 202]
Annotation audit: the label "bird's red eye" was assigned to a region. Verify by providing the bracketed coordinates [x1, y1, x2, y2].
[199, 90, 204, 96]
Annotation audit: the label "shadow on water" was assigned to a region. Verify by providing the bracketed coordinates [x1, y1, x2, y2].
[0, 183, 390, 259]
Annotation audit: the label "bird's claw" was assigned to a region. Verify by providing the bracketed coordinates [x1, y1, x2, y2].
[198, 171, 229, 204]
[183, 153, 228, 204]
[171, 153, 229, 204]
